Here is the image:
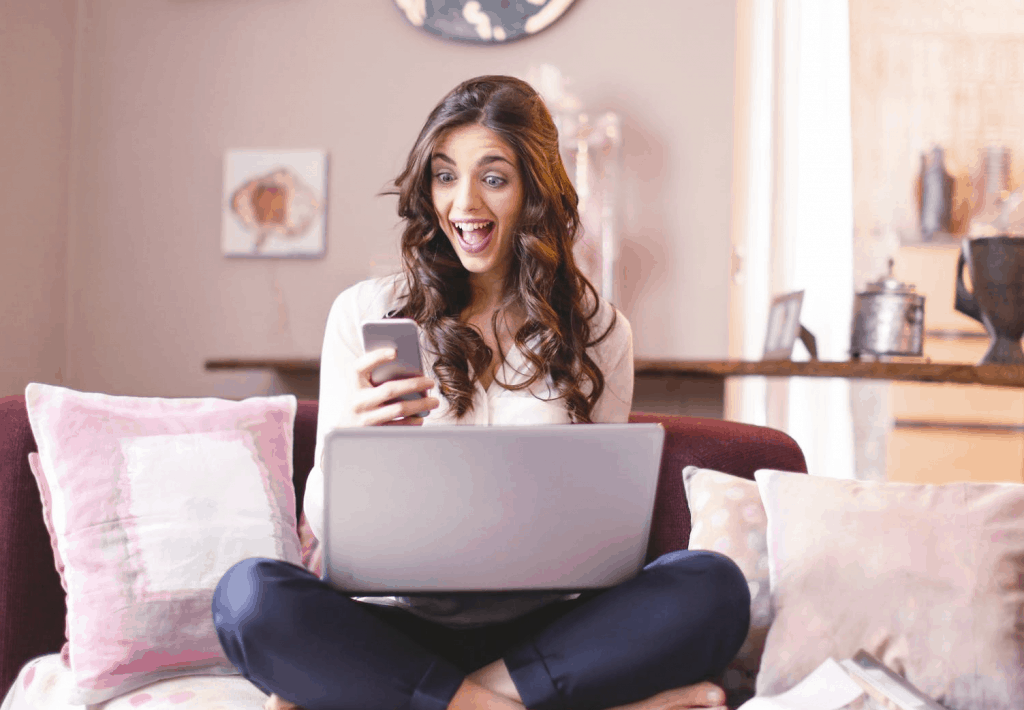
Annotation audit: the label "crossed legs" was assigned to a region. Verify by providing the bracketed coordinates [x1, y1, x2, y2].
[212, 550, 750, 710]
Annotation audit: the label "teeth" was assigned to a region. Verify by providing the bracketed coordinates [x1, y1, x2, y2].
[453, 221, 493, 233]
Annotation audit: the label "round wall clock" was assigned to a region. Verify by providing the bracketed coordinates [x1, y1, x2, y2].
[393, 0, 577, 44]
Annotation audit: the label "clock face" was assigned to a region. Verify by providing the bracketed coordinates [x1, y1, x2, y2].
[393, 0, 577, 44]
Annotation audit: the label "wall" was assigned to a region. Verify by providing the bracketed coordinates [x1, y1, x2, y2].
[0, 0, 76, 397]
[849, 1, 1024, 483]
[56, 0, 736, 398]
[850, 0, 1024, 273]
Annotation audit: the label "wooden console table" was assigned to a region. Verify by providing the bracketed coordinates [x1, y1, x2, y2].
[207, 358, 321, 375]
[205, 357, 1024, 389]
[634, 359, 1024, 388]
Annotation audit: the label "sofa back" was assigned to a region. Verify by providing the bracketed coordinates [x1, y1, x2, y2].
[0, 394, 806, 699]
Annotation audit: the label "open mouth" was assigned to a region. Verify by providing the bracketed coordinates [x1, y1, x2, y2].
[451, 220, 495, 255]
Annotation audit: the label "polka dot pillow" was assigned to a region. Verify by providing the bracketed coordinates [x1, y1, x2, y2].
[682, 465, 771, 705]
[8, 654, 265, 710]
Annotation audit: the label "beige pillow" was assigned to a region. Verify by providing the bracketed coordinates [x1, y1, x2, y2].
[755, 469, 1024, 710]
[682, 466, 771, 704]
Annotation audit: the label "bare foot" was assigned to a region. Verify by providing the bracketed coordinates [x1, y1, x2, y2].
[469, 659, 726, 710]
[610, 682, 727, 710]
[264, 693, 302, 710]
[265, 678, 723, 710]
[448, 679, 527, 710]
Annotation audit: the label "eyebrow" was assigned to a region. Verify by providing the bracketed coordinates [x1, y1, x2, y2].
[431, 152, 515, 169]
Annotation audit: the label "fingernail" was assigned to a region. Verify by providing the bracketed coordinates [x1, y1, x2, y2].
[707, 690, 723, 703]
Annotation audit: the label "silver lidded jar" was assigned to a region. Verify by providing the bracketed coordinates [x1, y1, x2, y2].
[850, 259, 925, 359]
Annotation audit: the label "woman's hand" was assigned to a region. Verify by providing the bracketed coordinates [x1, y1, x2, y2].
[349, 347, 440, 426]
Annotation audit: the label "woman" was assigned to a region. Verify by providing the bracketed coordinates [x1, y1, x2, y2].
[213, 76, 749, 710]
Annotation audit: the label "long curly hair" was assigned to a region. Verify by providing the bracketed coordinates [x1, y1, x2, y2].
[389, 75, 615, 423]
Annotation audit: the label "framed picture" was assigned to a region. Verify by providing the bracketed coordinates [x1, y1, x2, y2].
[222, 149, 328, 258]
[763, 291, 805, 361]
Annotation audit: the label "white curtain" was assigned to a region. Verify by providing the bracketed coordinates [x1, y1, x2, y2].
[730, 0, 856, 480]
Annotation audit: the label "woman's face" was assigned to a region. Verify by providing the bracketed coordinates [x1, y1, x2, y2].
[431, 123, 524, 289]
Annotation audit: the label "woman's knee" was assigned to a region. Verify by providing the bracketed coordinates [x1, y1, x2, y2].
[641, 550, 752, 673]
[645, 550, 751, 625]
[212, 557, 308, 632]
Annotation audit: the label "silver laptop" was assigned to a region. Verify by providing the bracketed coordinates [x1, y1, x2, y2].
[322, 424, 665, 594]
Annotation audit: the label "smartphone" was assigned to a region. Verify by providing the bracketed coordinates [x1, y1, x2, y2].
[361, 319, 428, 415]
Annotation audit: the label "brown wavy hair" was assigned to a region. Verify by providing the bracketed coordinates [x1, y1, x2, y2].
[389, 75, 615, 423]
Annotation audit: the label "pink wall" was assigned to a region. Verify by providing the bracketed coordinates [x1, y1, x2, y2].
[0, 0, 75, 397]
[14, 0, 736, 398]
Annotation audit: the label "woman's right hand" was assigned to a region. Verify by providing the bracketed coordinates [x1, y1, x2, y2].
[349, 347, 440, 426]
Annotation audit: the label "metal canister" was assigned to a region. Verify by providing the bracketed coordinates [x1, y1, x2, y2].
[850, 260, 925, 358]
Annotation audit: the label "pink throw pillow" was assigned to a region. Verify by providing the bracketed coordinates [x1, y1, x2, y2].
[24, 383, 303, 705]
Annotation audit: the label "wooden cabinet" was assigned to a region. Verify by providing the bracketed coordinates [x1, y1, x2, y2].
[887, 244, 1024, 483]
[887, 427, 1024, 484]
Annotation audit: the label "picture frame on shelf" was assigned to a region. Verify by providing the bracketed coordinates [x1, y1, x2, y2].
[763, 291, 805, 361]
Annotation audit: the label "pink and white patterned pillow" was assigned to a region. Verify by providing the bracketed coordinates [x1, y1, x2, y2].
[23, 383, 303, 705]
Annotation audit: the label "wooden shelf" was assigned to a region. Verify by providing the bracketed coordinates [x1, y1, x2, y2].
[206, 358, 320, 374]
[634, 359, 1024, 387]
[205, 357, 1024, 388]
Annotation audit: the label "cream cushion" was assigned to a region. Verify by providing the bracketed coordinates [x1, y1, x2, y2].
[755, 469, 1024, 710]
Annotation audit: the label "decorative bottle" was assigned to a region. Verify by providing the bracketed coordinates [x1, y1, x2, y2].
[919, 145, 953, 240]
[969, 146, 1015, 237]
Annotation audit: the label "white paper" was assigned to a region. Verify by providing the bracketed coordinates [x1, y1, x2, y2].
[738, 658, 866, 710]
[840, 659, 927, 709]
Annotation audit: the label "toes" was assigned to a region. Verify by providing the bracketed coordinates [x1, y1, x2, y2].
[658, 682, 726, 708]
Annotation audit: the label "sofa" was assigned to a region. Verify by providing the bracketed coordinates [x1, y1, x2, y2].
[0, 393, 808, 709]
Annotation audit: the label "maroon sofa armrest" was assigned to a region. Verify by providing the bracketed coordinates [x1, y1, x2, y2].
[0, 395, 66, 700]
[292, 400, 320, 521]
[628, 412, 807, 562]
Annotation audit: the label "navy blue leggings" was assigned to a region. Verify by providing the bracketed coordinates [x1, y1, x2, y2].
[212, 550, 749, 710]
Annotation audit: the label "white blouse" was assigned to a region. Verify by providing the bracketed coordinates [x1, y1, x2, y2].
[303, 274, 635, 544]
